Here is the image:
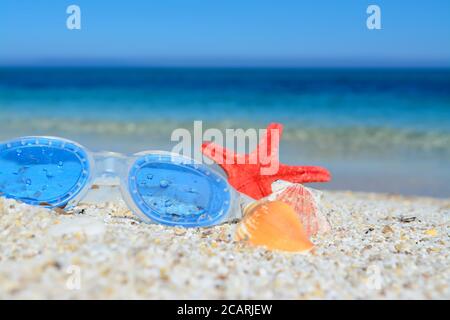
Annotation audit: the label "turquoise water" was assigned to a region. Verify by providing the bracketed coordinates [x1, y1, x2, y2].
[0, 68, 449, 197]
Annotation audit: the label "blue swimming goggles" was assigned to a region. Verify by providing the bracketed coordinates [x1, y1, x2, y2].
[0, 136, 241, 227]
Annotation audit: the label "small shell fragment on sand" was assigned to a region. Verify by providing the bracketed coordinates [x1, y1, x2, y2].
[48, 216, 106, 237]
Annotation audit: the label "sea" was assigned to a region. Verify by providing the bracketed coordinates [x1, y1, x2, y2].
[1, 67, 449, 197]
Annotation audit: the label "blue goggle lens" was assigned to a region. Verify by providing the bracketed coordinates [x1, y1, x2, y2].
[0, 138, 90, 207]
[129, 154, 231, 227]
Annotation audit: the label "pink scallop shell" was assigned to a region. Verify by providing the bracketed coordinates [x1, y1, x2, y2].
[270, 182, 330, 238]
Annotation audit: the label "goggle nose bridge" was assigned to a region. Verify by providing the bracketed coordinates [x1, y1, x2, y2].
[92, 152, 129, 183]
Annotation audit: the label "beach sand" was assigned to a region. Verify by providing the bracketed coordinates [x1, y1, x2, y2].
[0, 190, 449, 299]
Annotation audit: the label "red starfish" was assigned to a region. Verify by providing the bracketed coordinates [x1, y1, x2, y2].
[202, 123, 331, 200]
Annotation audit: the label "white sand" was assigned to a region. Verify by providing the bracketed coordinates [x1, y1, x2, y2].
[0, 191, 449, 299]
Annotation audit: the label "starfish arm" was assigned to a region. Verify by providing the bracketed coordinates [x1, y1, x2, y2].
[201, 141, 236, 172]
[250, 122, 283, 160]
[275, 164, 332, 183]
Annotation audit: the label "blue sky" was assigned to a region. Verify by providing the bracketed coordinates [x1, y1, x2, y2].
[1, 0, 449, 67]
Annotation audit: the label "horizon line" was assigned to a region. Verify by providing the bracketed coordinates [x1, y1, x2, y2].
[1, 56, 449, 69]
[1, 64, 449, 69]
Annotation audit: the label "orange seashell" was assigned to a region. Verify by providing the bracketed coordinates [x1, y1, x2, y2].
[235, 200, 314, 253]
[270, 181, 330, 238]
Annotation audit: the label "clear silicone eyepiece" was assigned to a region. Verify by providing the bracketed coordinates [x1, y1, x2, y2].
[128, 153, 231, 227]
[0, 137, 90, 207]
